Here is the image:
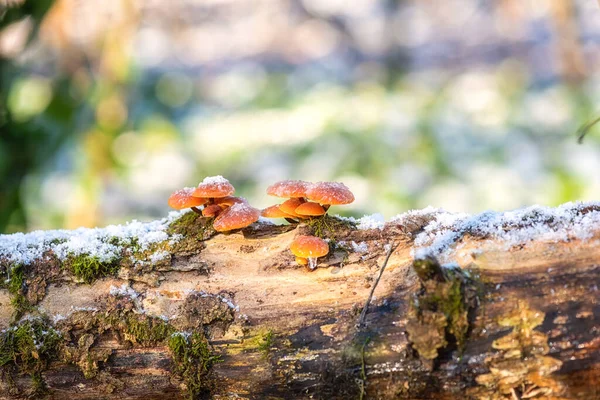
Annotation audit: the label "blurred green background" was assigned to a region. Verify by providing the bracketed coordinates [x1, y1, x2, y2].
[1, 0, 599, 233]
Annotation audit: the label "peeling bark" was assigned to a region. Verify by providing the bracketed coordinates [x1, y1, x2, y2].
[0, 210, 599, 399]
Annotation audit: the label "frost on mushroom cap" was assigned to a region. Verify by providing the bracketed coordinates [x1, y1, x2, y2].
[193, 175, 235, 198]
[295, 202, 326, 216]
[306, 182, 354, 205]
[266, 180, 310, 198]
[168, 188, 208, 209]
[261, 205, 294, 219]
[213, 202, 260, 232]
[290, 235, 329, 258]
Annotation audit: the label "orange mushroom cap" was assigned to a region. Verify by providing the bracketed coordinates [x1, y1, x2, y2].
[295, 201, 326, 217]
[193, 176, 235, 198]
[295, 257, 308, 265]
[202, 204, 223, 218]
[279, 198, 305, 218]
[306, 182, 354, 205]
[215, 196, 247, 208]
[290, 235, 329, 258]
[261, 205, 295, 219]
[266, 180, 310, 199]
[168, 188, 208, 210]
[213, 202, 260, 232]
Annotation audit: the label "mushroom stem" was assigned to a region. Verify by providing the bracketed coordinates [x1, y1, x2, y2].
[190, 207, 203, 215]
[322, 204, 330, 212]
[285, 218, 300, 224]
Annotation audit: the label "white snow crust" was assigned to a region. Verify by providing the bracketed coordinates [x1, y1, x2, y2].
[0, 210, 186, 266]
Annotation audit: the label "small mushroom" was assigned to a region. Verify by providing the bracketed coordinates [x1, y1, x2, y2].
[261, 205, 295, 219]
[278, 198, 306, 218]
[306, 182, 354, 211]
[192, 175, 235, 199]
[189, 176, 239, 219]
[294, 201, 326, 217]
[213, 202, 261, 232]
[263, 180, 312, 223]
[168, 187, 208, 214]
[202, 204, 223, 218]
[290, 235, 329, 270]
[215, 196, 247, 208]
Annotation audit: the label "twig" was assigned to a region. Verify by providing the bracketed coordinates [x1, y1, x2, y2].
[576, 115, 600, 144]
[357, 241, 398, 328]
[358, 337, 370, 400]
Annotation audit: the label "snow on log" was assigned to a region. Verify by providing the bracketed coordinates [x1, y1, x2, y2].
[0, 202, 599, 399]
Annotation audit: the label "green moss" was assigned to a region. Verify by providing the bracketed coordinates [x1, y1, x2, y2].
[2, 264, 32, 320]
[168, 212, 215, 240]
[257, 329, 274, 358]
[167, 212, 216, 256]
[119, 313, 175, 345]
[406, 257, 477, 363]
[0, 317, 62, 395]
[412, 256, 445, 282]
[63, 254, 120, 284]
[306, 214, 356, 239]
[169, 332, 222, 399]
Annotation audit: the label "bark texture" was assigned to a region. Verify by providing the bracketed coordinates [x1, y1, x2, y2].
[0, 210, 599, 399]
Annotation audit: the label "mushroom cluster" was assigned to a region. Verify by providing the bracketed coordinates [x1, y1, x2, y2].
[168, 177, 355, 270]
[261, 180, 354, 222]
[260, 180, 355, 269]
[168, 176, 260, 232]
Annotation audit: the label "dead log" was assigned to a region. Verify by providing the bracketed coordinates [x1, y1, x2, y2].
[0, 203, 599, 399]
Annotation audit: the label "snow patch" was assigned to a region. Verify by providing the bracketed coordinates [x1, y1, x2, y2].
[149, 250, 170, 264]
[351, 241, 368, 253]
[338, 213, 386, 230]
[109, 283, 139, 299]
[0, 210, 186, 267]
[412, 201, 600, 261]
[171, 331, 191, 339]
[185, 290, 240, 312]
[52, 314, 66, 324]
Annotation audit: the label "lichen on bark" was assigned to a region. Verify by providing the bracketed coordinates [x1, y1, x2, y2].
[405, 256, 478, 366]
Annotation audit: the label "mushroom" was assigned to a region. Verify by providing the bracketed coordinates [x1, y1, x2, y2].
[215, 195, 247, 209]
[266, 180, 311, 199]
[202, 204, 223, 218]
[168, 187, 207, 214]
[305, 182, 354, 212]
[186, 175, 241, 219]
[289, 235, 329, 270]
[192, 175, 235, 201]
[213, 202, 261, 232]
[263, 180, 312, 223]
[261, 205, 295, 219]
[278, 198, 306, 219]
[294, 201, 326, 217]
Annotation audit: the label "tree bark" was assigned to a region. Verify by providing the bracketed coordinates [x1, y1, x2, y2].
[0, 208, 599, 399]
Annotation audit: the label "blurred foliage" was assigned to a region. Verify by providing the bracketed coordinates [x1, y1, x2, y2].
[0, 0, 71, 232]
[1, 0, 600, 233]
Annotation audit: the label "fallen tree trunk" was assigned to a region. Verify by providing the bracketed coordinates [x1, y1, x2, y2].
[0, 203, 599, 399]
